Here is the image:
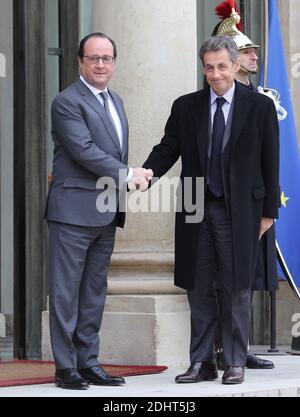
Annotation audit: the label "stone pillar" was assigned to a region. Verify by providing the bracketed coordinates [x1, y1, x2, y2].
[93, 0, 198, 367]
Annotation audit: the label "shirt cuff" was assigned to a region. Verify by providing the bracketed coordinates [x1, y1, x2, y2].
[125, 167, 133, 182]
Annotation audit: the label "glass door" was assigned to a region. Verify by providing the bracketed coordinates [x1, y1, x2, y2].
[46, 0, 60, 181]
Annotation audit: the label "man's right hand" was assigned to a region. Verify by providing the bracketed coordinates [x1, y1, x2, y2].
[130, 167, 153, 191]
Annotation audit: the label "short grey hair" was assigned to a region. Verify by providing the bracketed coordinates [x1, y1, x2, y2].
[199, 36, 239, 65]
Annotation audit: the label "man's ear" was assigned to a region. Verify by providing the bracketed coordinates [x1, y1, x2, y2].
[235, 57, 241, 73]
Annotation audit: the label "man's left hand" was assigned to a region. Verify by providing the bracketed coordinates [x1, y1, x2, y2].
[259, 217, 274, 240]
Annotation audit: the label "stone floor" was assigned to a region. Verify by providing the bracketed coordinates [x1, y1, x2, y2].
[0, 347, 300, 397]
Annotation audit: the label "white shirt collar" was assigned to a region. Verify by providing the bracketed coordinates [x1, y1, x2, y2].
[80, 75, 108, 96]
[210, 82, 235, 106]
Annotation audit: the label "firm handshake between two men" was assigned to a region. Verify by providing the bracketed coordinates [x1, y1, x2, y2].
[129, 167, 154, 191]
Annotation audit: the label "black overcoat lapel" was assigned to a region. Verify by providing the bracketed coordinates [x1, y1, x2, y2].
[190, 88, 210, 170]
[229, 82, 255, 151]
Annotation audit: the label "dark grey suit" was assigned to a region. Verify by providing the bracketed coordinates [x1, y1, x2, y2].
[45, 78, 129, 370]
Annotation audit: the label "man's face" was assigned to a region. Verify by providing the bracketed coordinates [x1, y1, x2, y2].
[203, 49, 240, 96]
[79, 37, 116, 90]
[238, 48, 258, 74]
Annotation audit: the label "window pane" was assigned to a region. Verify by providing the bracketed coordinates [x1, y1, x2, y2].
[80, 0, 93, 38]
[47, 0, 59, 48]
[47, 55, 60, 180]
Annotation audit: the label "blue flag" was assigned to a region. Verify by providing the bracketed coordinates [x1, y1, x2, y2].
[260, 0, 300, 286]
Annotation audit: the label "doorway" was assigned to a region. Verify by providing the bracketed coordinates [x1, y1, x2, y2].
[12, 0, 79, 360]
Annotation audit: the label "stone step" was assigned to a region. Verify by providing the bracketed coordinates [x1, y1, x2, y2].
[107, 270, 183, 295]
[110, 251, 174, 268]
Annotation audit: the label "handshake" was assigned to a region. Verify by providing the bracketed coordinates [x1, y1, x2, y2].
[129, 167, 154, 191]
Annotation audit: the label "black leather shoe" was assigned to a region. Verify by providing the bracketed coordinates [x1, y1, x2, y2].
[246, 352, 275, 369]
[55, 368, 89, 390]
[222, 366, 244, 384]
[175, 361, 218, 383]
[79, 366, 126, 386]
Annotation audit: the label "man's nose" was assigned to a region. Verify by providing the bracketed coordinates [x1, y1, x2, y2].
[211, 69, 221, 78]
[96, 58, 105, 68]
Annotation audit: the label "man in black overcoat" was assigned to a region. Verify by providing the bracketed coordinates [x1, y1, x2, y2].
[143, 36, 280, 384]
[211, 2, 278, 370]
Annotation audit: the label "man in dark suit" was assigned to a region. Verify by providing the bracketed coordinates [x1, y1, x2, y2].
[143, 36, 280, 384]
[45, 32, 151, 390]
[211, 4, 278, 370]
[215, 45, 277, 370]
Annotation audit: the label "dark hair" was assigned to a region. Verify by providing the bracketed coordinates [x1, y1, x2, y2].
[78, 32, 117, 60]
[199, 36, 239, 65]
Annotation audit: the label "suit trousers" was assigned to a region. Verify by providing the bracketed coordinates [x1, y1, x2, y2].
[187, 193, 252, 367]
[214, 290, 255, 353]
[47, 220, 116, 370]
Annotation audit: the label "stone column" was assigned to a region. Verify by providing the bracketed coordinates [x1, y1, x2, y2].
[92, 0, 198, 367]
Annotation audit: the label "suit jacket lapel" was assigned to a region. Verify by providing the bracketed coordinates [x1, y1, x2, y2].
[222, 94, 235, 151]
[75, 79, 122, 156]
[109, 89, 129, 162]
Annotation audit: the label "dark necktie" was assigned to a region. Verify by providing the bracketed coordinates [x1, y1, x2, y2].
[209, 97, 226, 198]
[100, 91, 119, 138]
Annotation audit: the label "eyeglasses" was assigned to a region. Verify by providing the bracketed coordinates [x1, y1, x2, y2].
[83, 55, 115, 65]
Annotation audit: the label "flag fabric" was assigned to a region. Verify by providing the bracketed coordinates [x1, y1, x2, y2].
[260, 0, 300, 286]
